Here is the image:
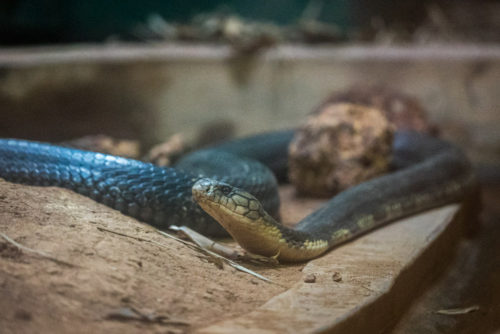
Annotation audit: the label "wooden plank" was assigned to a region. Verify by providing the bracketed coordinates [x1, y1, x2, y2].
[200, 204, 466, 333]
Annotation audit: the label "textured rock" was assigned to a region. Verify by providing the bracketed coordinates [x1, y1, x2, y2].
[289, 103, 394, 196]
[0, 179, 305, 333]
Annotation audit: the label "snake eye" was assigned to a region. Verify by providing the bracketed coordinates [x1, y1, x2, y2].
[218, 185, 232, 195]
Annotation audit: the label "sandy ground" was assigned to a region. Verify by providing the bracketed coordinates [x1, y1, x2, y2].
[0, 179, 323, 334]
[1, 178, 499, 334]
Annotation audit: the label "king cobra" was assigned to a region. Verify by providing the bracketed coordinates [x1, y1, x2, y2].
[0, 130, 478, 262]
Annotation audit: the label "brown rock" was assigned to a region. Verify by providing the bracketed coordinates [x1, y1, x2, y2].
[331, 271, 342, 282]
[304, 273, 317, 283]
[289, 103, 394, 196]
[0, 179, 302, 333]
[145, 134, 186, 166]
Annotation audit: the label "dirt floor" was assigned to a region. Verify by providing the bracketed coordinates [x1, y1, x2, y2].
[0, 178, 499, 334]
[0, 179, 324, 334]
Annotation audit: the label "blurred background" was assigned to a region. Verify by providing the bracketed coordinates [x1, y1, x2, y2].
[1, 0, 499, 44]
[0, 0, 499, 154]
[0, 1, 499, 333]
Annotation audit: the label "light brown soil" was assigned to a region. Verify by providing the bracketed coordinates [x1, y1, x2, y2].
[0, 179, 323, 334]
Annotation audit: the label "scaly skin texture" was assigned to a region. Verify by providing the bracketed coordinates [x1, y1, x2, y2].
[192, 141, 478, 262]
[0, 138, 280, 237]
[0, 131, 478, 262]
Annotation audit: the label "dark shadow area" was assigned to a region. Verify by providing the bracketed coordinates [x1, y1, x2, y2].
[393, 183, 500, 333]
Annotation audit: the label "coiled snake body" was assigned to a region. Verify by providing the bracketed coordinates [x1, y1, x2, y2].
[0, 130, 477, 262]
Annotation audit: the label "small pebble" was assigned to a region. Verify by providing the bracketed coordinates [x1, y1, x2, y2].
[47, 269, 60, 275]
[304, 273, 317, 283]
[14, 309, 32, 321]
[120, 296, 131, 303]
[332, 271, 342, 282]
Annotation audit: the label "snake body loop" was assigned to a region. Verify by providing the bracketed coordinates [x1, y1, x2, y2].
[0, 130, 478, 261]
[0, 136, 282, 237]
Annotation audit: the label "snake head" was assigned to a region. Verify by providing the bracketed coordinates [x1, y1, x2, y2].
[192, 178, 282, 256]
[192, 178, 265, 221]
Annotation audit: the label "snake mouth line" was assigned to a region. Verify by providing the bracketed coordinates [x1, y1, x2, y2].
[191, 178, 290, 258]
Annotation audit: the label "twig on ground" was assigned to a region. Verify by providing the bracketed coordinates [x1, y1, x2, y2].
[158, 227, 275, 283]
[168, 225, 279, 265]
[105, 306, 190, 326]
[435, 305, 480, 315]
[96, 224, 275, 284]
[0, 232, 77, 267]
[97, 226, 151, 242]
[169, 225, 239, 259]
[97, 226, 177, 252]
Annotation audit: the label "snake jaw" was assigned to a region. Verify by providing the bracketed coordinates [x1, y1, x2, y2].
[192, 178, 333, 261]
[192, 178, 283, 257]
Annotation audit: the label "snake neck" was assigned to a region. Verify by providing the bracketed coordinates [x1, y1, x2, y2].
[198, 198, 330, 261]
[192, 146, 478, 263]
[192, 178, 331, 262]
